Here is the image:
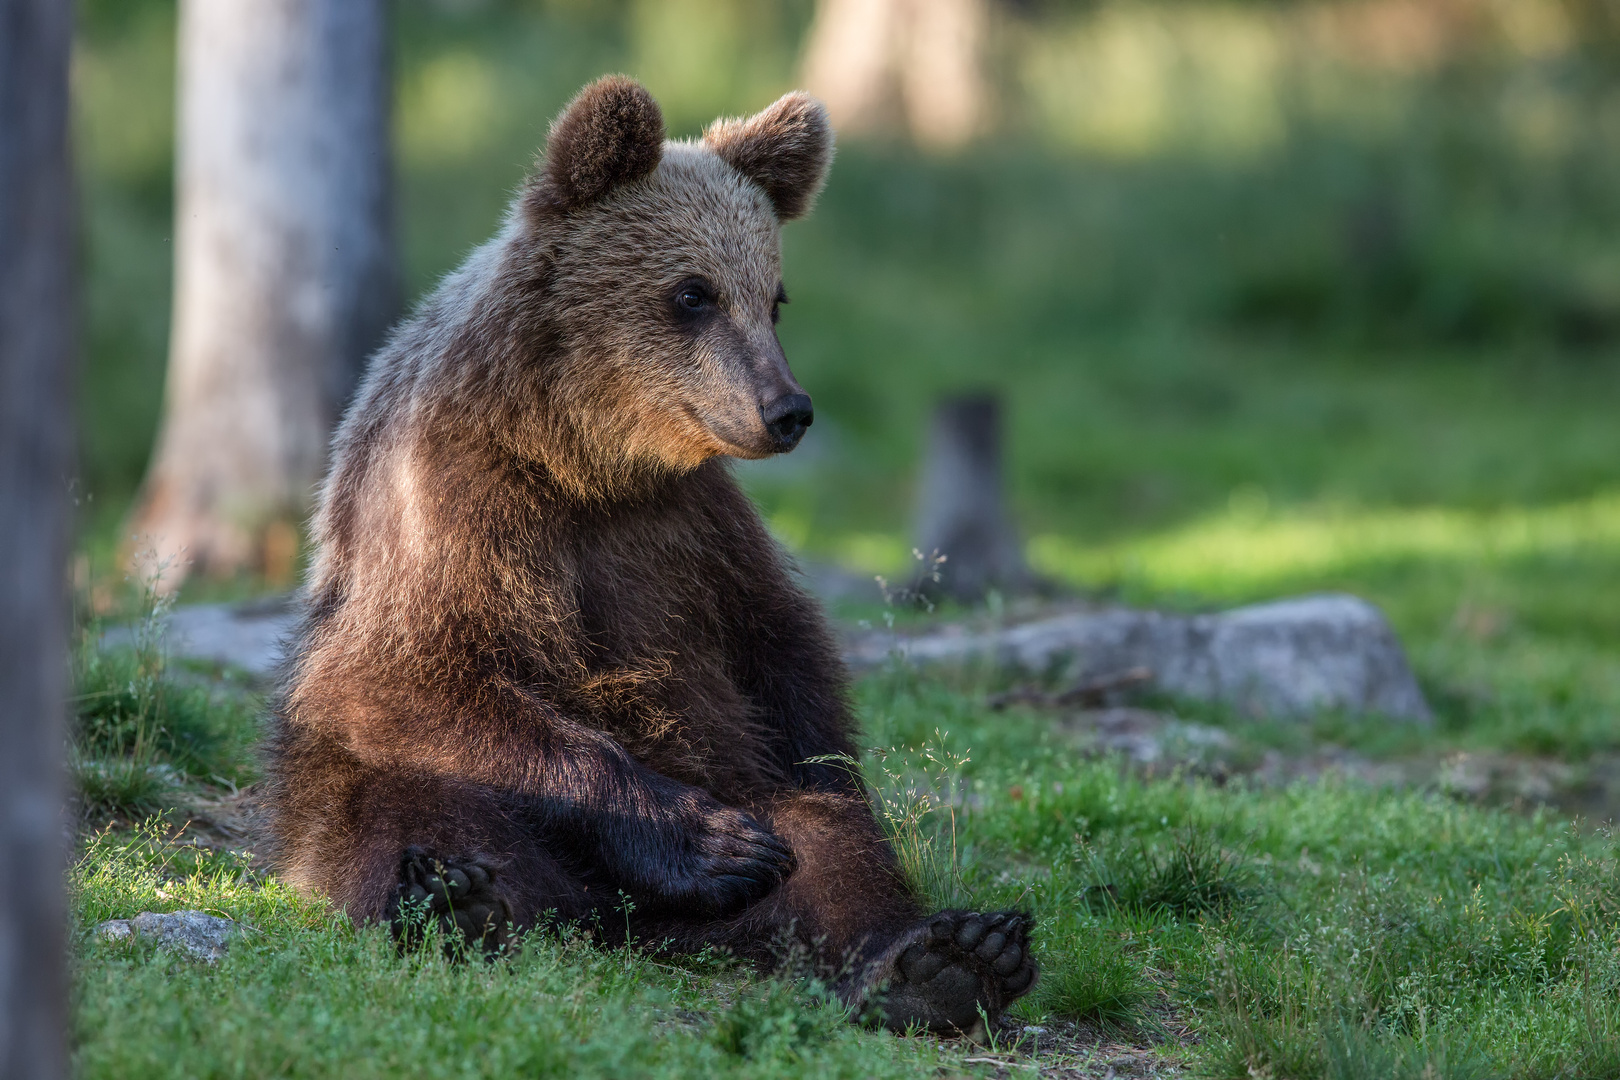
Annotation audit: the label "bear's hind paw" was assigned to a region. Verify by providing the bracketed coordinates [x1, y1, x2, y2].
[874, 910, 1038, 1035]
[386, 846, 513, 959]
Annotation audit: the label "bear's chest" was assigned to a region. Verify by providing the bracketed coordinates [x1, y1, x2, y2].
[550, 504, 773, 796]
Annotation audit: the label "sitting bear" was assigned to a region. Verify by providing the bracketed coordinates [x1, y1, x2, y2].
[266, 75, 1036, 1034]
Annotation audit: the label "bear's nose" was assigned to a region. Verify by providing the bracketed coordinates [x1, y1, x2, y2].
[762, 393, 814, 451]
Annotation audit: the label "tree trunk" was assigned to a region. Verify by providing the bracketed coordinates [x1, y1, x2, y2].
[0, 0, 75, 1075]
[914, 394, 1032, 603]
[894, 0, 989, 148]
[129, 0, 396, 588]
[801, 0, 988, 148]
[801, 0, 907, 139]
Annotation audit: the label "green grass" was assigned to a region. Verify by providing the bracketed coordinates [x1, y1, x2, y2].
[70, 570, 262, 823]
[74, 825, 960, 1079]
[858, 674, 1620, 1077]
[69, 667, 1620, 1078]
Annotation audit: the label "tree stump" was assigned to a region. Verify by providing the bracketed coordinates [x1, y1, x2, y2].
[913, 394, 1032, 603]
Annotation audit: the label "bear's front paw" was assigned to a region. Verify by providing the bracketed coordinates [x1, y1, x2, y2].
[386, 846, 514, 958]
[675, 803, 796, 918]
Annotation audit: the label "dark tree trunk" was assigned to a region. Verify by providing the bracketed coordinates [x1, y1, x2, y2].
[0, 0, 75, 1075]
[914, 394, 1032, 603]
[129, 0, 396, 589]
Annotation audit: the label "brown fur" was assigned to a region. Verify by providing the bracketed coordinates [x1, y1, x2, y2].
[704, 92, 833, 221]
[267, 76, 1033, 1029]
[539, 75, 665, 212]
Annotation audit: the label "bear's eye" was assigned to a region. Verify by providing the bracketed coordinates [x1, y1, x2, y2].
[772, 284, 788, 325]
[671, 278, 717, 321]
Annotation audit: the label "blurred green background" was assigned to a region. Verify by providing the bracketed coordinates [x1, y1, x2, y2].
[74, 0, 1620, 751]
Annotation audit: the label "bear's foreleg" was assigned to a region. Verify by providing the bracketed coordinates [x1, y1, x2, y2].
[303, 699, 797, 919]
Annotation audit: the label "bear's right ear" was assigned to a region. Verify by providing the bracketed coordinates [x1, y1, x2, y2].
[536, 75, 665, 212]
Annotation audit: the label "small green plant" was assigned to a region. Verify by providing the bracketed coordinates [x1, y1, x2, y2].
[69, 555, 260, 821]
[710, 979, 838, 1062]
[1020, 918, 1151, 1027]
[1082, 828, 1258, 920]
[70, 557, 180, 819]
[873, 548, 947, 628]
[866, 735, 975, 912]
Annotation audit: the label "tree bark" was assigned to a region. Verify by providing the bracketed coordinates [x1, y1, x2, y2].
[0, 0, 75, 1075]
[129, 0, 396, 587]
[913, 394, 1032, 603]
[801, 0, 989, 148]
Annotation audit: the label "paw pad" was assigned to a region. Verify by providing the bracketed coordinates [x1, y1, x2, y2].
[388, 846, 513, 959]
[879, 909, 1039, 1034]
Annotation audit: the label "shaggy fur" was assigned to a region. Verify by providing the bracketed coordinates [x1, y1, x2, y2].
[266, 76, 1034, 1032]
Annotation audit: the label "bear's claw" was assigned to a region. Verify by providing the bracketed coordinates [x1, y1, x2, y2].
[667, 802, 796, 918]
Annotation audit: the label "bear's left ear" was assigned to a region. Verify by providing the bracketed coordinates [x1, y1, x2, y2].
[703, 92, 833, 222]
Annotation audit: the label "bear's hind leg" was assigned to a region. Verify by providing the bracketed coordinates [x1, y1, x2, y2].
[636, 790, 1037, 1033]
[386, 846, 514, 957]
[272, 756, 595, 948]
[655, 790, 1039, 1034]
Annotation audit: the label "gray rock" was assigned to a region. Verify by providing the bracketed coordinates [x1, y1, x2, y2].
[99, 595, 297, 678]
[106, 589, 1428, 722]
[94, 910, 241, 962]
[845, 593, 1431, 722]
[1067, 707, 1235, 765]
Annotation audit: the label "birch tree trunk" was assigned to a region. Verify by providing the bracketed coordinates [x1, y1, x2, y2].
[129, 0, 396, 588]
[0, 0, 75, 1075]
[801, 0, 989, 148]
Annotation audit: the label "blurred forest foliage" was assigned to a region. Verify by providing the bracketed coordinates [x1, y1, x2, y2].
[74, 0, 1620, 573]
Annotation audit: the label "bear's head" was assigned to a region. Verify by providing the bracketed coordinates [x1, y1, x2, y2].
[517, 76, 833, 490]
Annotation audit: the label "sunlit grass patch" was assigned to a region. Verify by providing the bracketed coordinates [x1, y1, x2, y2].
[1028, 492, 1620, 612]
[70, 566, 262, 823]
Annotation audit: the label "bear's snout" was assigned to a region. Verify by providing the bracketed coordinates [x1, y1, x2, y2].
[762, 393, 814, 452]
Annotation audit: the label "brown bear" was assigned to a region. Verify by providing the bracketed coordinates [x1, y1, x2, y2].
[266, 75, 1036, 1034]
